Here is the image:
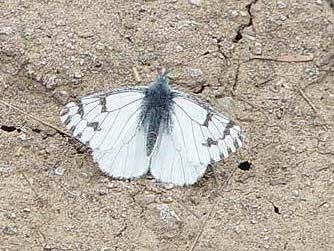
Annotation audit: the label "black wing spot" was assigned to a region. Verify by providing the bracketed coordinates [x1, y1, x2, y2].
[202, 137, 218, 147]
[77, 101, 84, 117]
[70, 125, 76, 133]
[87, 122, 100, 131]
[64, 116, 72, 126]
[233, 139, 240, 149]
[219, 152, 225, 159]
[202, 112, 213, 127]
[238, 161, 252, 171]
[76, 132, 83, 138]
[222, 120, 235, 138]
[227, 147, 232, 154]
[100, 97, 107, 112]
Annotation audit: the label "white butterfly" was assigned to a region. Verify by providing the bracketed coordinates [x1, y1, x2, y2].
[60, 71, 244, 186]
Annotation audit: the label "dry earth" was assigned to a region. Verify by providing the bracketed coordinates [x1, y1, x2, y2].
[1, 0, 334, 250]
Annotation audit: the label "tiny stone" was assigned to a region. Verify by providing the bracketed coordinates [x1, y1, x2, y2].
[253, 42, 262, 55]
[23, 208, 31, 213]
[160, 196, 173, 203]
[188, 0, 201, 6]
[315, 0, 322, 4]
[291, 190, 300, 198]
[0, 164, 12, 174]
[269, 178, 287, 186]
[56, 20, 66, 26]
[5, 212, 16, 219]
[74, 71, 83, 79]
[53, 90, 70, 105]
[0, 26, 14, 35]
[17, 133, 27, 141]
[144, 194, 156, 204]
[3, 225, 18, 235]
[161, 183, 174, 190]
[54, 166, 65, 176]
[176, 45, 184, 52]
[228, 9, 238, 18]
[240, 11, 248, 17]
[277, 0, 287, 8]
[43, 74, 58, 90]
[187, 68, 203, 78]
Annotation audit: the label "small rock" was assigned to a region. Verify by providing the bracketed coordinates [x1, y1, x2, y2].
[291, 190, 300, 198]
[0, 26, 14, 35]
[269, 178, 287, 186]
[277, 0, 287, 9]
[161, 183, 174, 190]
[53, 90, 70, 105]
[54, 166, 65, 176]
[42, 74, 58, 90]
[144, 194, 156, 204]
[3, 225, 18, 235]
[0, 164, 12, 174]
[158, 204, 172, 221]
[228, 9, 238, 18]
[23, 208, 31, 213]
[315, 0, 322, 4]
[17, 133, 28, 141]
[73, 71, 83, 79]
[240, 11, 248, 17]
[253, 42, 262, 55]
[5, 212, 16, 219]
[56, 20, 66, 26]
[188, 0, 201, 6]
[187, 68, 203, 78]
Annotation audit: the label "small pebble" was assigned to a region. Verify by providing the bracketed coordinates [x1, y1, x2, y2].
[3, 225, 18, 235]
[54, 166, 65, 176]
[0, 26, 14, 35]
[277, 0, 287, 9]
[43, 74, 58, 90]
[74, 71, 83, 79]
[5, 212, 16, 219]
[188, 0, 201, 6]
[158, 204, 172, 221]
[53, 90, 70, 105]
[187, 68, 203, 78]
[253, 42, 262, 55]
[161, 183, 174, 190]
[23, 208, 31, 213]
[228, 9, 238, 18]
[0, 164, 12, 174]
[17, 133, 27, 141]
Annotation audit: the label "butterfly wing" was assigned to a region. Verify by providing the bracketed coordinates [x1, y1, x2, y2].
[60, 87, 151, 179]
[149, 91, 243, 186]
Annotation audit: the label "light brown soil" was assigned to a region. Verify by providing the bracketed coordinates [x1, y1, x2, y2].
[1, 0, 333, 250]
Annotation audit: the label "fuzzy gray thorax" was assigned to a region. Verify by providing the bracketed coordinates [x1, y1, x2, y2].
[140, 74, 174, 156]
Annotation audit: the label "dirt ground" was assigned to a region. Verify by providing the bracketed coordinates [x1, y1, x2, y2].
[1, 0, 333, 250]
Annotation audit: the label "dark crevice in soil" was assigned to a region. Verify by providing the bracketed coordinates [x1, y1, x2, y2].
[238, 161, 252, 171]
[273, 205, 280, 214]
[268, 200, 281, 215]
[233, 0, 258, 43]
[0, 125, 22, 133]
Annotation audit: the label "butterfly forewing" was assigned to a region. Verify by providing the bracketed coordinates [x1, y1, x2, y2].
[61, 87, 151, 179]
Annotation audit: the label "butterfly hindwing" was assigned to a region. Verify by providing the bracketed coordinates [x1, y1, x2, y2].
[60, 87, 151, 179]
[149, 91, 243, 185]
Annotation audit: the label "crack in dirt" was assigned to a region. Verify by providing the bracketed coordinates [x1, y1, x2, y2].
[233, 0, 258, 43]
[0, 125, 22, 133]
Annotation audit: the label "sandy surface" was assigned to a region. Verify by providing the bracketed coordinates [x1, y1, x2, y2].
[1, 0, 334, 250]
